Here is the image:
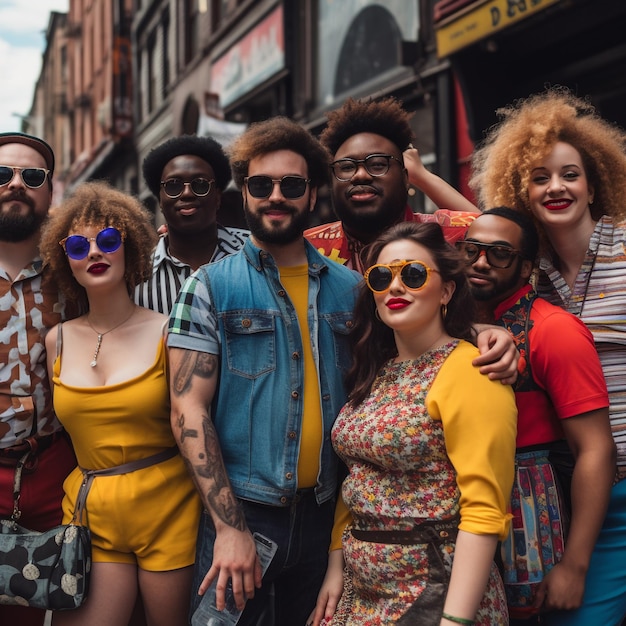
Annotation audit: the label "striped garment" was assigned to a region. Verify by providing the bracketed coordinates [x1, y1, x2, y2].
[134, 224, 249, 314]
[536, 215, 626, 478]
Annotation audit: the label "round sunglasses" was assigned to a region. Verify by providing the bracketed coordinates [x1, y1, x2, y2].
[244, 175, 310, 199]
[0, 165, 50, 189]
[364, 260, 440, 293]
[59, 227, 124, 260]
[160, 177, 214, 199]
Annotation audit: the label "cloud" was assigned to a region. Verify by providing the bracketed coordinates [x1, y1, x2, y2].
[0, 0, 69, 133]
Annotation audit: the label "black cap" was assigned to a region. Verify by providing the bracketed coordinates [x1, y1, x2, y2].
[0, 132, 55, 175]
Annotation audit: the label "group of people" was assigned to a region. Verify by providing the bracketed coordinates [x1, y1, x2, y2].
[0, 85, 624, 626]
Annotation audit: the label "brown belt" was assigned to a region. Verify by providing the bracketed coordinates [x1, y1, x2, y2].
[0, 432, 63, 466]
[351, 517, 459, 545]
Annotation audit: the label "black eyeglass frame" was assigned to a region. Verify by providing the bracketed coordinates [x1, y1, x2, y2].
[0, 165, 50, 189]
[457, 241, 522, 269]
[160, 177, 215, 199]
[243, 175, 311, 199]
[329, 153, 404, 182]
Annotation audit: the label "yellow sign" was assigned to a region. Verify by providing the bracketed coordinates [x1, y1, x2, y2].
[436, 0, 561, 57]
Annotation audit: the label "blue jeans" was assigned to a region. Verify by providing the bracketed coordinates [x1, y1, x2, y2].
[190, 491, 335, 626]
[545, 479, 626, 626]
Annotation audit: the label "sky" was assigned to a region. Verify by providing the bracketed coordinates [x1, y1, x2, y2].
[0, 0, 69, 133]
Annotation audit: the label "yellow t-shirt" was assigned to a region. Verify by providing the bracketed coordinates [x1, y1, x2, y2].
[279, 264, 323, 488]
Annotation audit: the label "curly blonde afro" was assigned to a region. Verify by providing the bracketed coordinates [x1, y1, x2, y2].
[470, 87, 626, 221]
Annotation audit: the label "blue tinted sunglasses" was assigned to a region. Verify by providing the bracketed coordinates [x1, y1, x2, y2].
[59, 227, 124, 260]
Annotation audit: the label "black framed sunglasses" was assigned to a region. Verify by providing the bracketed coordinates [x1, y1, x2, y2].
[59, 227, 124, 260]
[0, 165, 50, 189]
[364, 260, 440, 293]
[244, 175, 310, 199]
[160, 177, 214, 199]
[330, 154, 403, 181]
[456, 241, 521, 269]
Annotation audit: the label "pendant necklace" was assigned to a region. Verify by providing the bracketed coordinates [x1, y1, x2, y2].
[86, 306, 136, 367]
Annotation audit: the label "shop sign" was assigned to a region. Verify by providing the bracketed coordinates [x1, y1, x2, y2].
[211, 5, 285, 108]
[436, 0, 561, 57]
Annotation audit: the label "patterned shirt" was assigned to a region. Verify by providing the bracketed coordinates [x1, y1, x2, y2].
[134, 224, 249, 314]
[0, 259, 67, 447]
[536, 216, 626, 478]
[304, 207, 477, 273]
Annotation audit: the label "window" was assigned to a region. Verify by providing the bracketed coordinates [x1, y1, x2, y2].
[184, 0, 200, 64]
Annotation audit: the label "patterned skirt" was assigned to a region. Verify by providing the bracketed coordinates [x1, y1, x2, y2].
[501, 448, 569, 619]
[328, 526, 508, 625]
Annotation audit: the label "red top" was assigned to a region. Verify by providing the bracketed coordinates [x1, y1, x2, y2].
[494, 285, 609, 448]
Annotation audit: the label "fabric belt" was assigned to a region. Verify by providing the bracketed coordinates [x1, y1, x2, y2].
[0, 432, 63, 466]
[73, 446, 179, 524]
[351, 517, 459, 545]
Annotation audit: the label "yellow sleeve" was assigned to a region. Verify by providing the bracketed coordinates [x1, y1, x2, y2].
[426, 341, 517, 540]
[329, 491, 352, 551]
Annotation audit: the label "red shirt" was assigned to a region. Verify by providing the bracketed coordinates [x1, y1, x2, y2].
[494, 285, 609, 448]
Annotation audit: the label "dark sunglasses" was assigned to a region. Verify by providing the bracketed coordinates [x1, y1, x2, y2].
[160, 177, 214, 198]
[59, 227, 124, 260]
[244, 175, 310, 199]
[0, 165, 50, 189]
[456, 241, 521, 269]
[364, 260, 439, 293]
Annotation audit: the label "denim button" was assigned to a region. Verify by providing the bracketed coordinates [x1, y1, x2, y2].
[285, 472, 293, 480]
[291, 391, 299, 399]
[241, 318, 251, 328]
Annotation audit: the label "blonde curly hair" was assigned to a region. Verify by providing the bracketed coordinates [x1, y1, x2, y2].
[470, 87, 626, 222]
[40, 181, 157, 308]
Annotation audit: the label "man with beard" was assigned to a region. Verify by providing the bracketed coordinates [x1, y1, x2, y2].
[461, 207, 615, 624]
[167, 117, 360, 625]
[305, 97, 478, 273]
[137, 135, 249, 314]
[0, 133, 76, 626]
[308, 97, 517, 382]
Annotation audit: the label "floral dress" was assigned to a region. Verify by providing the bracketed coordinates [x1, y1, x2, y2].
[330, 342, 509, 625]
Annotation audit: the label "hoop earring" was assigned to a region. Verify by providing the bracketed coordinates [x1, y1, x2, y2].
[375, 307, 382, 321]
[441, 304, 448, 320]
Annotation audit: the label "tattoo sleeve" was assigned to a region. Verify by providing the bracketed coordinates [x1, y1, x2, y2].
[195, 415, 246, 531]
[172, 351, 218, 396]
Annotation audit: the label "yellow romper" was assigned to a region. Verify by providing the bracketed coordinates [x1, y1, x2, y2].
[52, 335, 201, 570]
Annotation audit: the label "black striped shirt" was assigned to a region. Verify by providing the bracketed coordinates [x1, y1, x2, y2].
[134, 225, 249, 314]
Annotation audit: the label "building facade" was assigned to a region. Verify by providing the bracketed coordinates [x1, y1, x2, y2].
[27, 0, 626, 218]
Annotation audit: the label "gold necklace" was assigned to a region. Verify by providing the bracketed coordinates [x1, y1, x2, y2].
[86, 306, 136, 367]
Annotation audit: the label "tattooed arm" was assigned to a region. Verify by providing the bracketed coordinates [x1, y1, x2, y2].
[169, 347, 262, 611]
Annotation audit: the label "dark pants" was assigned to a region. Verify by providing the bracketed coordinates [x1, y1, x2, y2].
[190, 491, 335, 626]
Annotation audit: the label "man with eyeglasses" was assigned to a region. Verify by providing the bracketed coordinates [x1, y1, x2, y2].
[0, 132, 76, 626]
[305, 97, 478, 273]
[137, 135, 249, 314]
[462, 207, 614, 625]
[307, 96, 518, 381]
[167, 117, 360, 626]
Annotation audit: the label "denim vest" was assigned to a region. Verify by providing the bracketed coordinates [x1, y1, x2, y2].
[196, 238, 359, 506]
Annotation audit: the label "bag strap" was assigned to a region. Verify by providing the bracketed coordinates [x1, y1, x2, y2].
[10, 447, 37, 521]
[72, 445, 179, 525]
[56, 322, 63, 358]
